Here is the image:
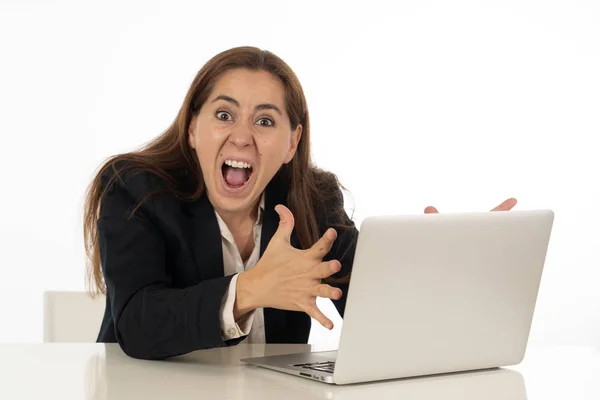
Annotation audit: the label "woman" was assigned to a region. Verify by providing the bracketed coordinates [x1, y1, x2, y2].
[84, 46, 516, 360]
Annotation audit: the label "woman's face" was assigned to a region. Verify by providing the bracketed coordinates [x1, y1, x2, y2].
[188, 68, 302, 215]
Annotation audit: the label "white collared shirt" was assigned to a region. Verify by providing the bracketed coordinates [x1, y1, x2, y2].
[216, 194, 265, 343]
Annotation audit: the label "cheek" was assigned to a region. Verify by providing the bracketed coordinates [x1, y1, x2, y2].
[257, 134, 290, 158]
[195, 126, 225, 158]
[192, 138, 214, 172]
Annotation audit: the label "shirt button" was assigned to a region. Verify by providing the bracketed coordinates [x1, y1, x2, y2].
[227, 328, 236, 336]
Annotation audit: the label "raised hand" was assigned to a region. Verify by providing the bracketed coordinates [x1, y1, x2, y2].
[235, 205, 342, 330]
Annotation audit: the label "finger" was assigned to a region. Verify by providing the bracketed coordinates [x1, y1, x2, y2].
[274, 204, 295, 244]
[424, 206, 439, 214]
[308, 228, 337, 258]
[314, 283, 343, 301]
[304, 305, 334, 330]
[314, 260, 342, 279]
[491, 198, 517, 212]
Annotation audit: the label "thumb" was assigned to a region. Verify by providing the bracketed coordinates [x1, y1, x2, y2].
[274, 204, 295, 243]
[424, 206, 439, 214]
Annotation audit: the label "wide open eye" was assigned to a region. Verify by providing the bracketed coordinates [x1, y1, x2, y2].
[216, 111, 233, 121]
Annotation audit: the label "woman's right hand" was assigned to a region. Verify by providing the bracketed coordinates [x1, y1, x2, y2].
[235, 204, 343, 330]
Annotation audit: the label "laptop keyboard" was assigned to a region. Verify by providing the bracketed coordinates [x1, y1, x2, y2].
[293, 361, 336, 373]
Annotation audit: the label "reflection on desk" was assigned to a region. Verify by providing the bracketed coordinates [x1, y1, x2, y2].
[2, 344, 599, 399]
[84, 344, 525, 400]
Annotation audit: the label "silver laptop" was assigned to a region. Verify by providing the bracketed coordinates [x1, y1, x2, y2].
[242, 209, 554, 385]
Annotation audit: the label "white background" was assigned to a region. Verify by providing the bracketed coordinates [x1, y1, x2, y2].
[0, 0, 598, 348]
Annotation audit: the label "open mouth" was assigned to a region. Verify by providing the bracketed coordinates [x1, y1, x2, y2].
[221, 159, 254, 191]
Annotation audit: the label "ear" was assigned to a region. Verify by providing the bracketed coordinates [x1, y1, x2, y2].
[188, 115, 197, 149]
[283, 124, 302, 164]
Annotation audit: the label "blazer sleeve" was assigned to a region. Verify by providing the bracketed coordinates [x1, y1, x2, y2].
[97, 170, 244, 360]
[320, 186, 359, 318]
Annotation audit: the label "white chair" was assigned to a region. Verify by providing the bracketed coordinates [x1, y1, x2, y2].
[43, 291, 106, 342]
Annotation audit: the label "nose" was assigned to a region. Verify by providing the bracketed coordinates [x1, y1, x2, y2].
[229, 122, 253, 148]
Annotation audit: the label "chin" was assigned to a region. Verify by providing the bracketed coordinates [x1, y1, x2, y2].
[212, 195, 254, 213]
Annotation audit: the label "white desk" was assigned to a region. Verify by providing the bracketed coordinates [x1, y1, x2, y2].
[0, 344, 598, 399]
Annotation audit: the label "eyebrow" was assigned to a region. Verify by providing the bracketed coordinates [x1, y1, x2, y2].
[211, 94, 283, 115]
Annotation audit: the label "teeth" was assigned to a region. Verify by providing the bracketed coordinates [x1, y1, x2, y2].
[225, 159, 251, 169]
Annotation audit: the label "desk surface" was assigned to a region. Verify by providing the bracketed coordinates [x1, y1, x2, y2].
[0, 343, 598, 399]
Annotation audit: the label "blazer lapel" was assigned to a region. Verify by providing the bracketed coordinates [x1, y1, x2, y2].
[186, 193, 224, 281]
[260, 179, 297, 254]
[261, 182, 297, 343]
[259, 192, 278, 256]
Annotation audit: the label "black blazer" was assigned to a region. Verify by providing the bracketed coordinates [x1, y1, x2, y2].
[96, 165, 358, 360]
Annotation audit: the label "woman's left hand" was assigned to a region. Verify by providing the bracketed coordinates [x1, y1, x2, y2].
[424, 198, 518, 214]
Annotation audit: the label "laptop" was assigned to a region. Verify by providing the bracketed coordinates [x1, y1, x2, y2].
[241, 209, 554, 385]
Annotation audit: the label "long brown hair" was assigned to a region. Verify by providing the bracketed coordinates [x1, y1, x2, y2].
[84, 46, 353, 296]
